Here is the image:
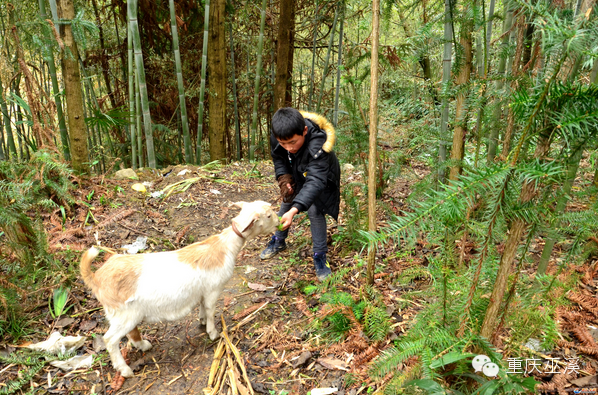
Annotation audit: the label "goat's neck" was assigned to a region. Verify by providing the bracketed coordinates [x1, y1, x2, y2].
[222, 227, 247, 254]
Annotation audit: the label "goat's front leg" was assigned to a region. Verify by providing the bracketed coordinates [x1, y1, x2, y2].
[104, 322, 137, 378]
[202, 291, 220, 340]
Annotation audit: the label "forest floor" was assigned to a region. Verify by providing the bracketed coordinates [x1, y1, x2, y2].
[1, 159, 597, 395]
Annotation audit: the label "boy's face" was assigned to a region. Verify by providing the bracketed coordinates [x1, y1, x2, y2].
[277, 126, 308, 154]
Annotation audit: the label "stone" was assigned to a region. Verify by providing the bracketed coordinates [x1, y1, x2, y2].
[342, 163, 355, 172]
[114, 168, 138, 180]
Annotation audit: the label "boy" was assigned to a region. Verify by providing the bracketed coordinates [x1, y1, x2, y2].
[260, 107, 341, 281]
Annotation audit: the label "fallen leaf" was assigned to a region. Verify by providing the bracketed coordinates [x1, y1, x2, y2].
[569, 375, 598, 387]
[316, 357, 349, 371]
[311, 389, 339, 395]
[54, 317, 75, 328]
[80, 320, 96, 333]
[93, 336, 106, 353]
[247, 282, 267, 292]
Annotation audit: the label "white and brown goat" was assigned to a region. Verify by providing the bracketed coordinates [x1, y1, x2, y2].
[80, 201, 279, 377]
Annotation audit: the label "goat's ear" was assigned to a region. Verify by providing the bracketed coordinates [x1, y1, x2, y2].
[232, 214, 257, 234]
[230, 201, 245, 209]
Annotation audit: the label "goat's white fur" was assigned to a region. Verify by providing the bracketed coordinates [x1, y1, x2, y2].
[80, 201, 279, 377]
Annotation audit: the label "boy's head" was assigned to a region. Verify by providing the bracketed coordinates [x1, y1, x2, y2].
[272, 108, 308, 154]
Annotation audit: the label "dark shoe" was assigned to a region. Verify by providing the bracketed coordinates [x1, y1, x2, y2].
[313, 252, 332, 281]
[259, 236, 287, 260]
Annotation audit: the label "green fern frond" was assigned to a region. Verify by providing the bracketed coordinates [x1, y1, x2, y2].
[370, 339, 426, 379]
[365, 305, 391, 342]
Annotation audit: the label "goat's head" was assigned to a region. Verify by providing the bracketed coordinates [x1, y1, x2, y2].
[230, 201, 279, 238]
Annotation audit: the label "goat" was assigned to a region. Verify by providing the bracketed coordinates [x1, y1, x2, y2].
[80, 200, 279, 377]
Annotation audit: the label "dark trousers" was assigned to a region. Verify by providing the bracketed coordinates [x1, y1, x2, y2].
[275, 202, 328, 254]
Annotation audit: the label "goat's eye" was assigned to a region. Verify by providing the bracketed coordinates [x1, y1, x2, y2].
[267, 214, 271, 218]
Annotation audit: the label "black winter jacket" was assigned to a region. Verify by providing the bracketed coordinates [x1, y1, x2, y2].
[270, 111, 341, 220]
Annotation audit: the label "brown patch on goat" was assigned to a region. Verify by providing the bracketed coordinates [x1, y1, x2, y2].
[175, 231, 229, 270]
[127, 327, 142, 342]
[93, 255, 143, 309]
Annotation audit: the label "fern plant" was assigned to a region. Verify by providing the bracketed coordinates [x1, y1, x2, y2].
[305, 272, 391, 343]
[0, 151, 73, 324]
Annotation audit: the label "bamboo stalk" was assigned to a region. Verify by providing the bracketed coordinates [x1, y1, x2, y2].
[333, 3, 344, 127]
[135, 62, 144, 167]
[169, 0, 192, 163]
[196, 0, 210, 165]
[0, 76, 17, 158]
[316, 4, 339, 113]
[249, 0, 267, 161]
[487, 7, 514, 163]
[229, 22, 241, 160]
[128, 0, 156, 168]
[128, 3, 137, 169]
[308, 1, 320, 111]
[39, 0, 70, 161]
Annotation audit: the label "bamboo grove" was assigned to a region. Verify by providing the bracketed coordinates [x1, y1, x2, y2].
[0, 0, 597, 392]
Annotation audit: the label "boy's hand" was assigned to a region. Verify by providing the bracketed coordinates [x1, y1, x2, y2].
[280, 207, 298, 230]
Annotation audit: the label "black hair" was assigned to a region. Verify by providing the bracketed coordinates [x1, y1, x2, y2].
[272, 108, 305, 140]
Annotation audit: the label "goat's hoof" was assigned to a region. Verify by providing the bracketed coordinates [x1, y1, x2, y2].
[199, 317, 207, 325]
[120, 366, 134, 378]
[208, 329, 219, 340]
[139, 340, 152, 351]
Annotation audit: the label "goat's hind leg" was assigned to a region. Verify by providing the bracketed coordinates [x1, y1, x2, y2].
[103, 321, 138, 378]
[127, 326, 152, 352]
[198, 295, 207, 325]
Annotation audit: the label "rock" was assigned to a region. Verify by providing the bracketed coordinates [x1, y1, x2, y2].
[293, 351, 312, 368]
[524, 338, 543, 352]
[114, 168, 138, 180]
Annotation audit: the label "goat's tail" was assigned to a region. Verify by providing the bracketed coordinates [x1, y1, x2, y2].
[80, 247, 99, 291]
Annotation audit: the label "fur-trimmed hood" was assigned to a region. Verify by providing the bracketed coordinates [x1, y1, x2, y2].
[299, 111, 336, 153]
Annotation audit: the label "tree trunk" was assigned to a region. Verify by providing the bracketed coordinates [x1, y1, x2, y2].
[480, 136, 550, 340]
[437, 0, 453, 185]
[448, 15, 473, 181]
[537, 143, 584, 274]
[479, 45, 570, 340]
[59, 0, 89, 173]
[208, 0, 226, 161]
[250, 0, 267, 161]
[196, 0, 210, 164]
[274, 0, 295, 111]
[169, 0, 192, 163]
[229, 23, 241, 160]
[366, 0, 381, 286]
